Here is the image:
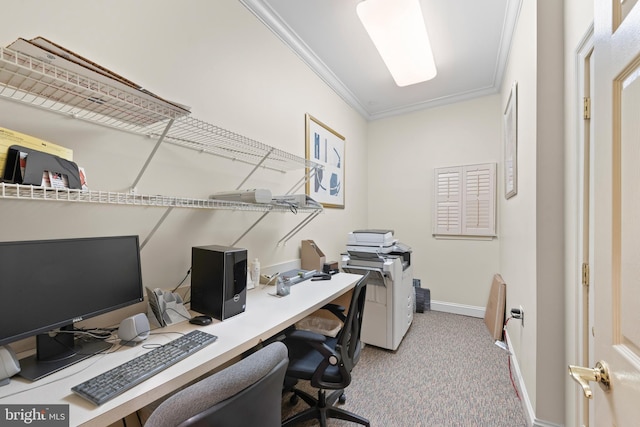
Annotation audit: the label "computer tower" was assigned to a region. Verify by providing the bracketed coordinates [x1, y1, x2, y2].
[191, 245, 247, 320]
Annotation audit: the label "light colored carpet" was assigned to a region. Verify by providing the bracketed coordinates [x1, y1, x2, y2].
[281, 310, 528, 426]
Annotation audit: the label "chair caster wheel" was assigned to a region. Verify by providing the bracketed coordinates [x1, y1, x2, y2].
[289, 394, 299, 405]
[339, 393, 346, 404]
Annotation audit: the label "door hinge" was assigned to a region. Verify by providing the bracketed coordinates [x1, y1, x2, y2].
[583, 97, 591, 120]
[582, 262, 589, 286]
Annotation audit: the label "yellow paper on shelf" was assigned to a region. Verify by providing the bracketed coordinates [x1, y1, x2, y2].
[0, 127, 73, 178]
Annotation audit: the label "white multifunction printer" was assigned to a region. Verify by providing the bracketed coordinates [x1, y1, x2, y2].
[341, 229, 414, 350]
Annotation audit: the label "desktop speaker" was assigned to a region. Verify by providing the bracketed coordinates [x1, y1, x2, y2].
[118, 313, 150, 346]
[0, 345, 20, 386]
[191, 245, 247, 321]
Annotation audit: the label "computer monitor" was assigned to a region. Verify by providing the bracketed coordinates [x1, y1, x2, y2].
[0, 235, 144, 380]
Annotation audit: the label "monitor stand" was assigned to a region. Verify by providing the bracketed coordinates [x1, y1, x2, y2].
[18, 326, 112, 381]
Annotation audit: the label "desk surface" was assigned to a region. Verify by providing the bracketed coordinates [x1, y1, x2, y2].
[0, 272, 361, 427]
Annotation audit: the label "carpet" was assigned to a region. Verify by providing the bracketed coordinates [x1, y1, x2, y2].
[281, 310, 528, 426]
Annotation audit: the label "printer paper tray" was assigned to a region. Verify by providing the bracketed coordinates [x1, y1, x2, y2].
[342, 266, 386, 286]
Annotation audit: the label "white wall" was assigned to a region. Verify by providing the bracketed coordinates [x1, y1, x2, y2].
[500, 0, 568, 425]
[535, 1, 566, 422]
[498, 0, 540, 421]
[366, 95, 501, 311]
[0, 1, 368, 319]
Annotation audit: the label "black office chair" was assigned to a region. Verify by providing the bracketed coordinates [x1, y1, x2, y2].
[282, 272, 370, 427]
[144, 341, 288, 427]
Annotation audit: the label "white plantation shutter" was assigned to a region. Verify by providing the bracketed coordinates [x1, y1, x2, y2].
[433, 163, 496, 237]
[434, 167, 462, 234]
[462, 164, 496, 235]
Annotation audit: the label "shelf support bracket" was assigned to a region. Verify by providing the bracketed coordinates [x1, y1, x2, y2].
[140, 206, 175, 250]
[131, 119, 175, 192]
[277, 210, 322, 246]
[230, 211, 271, 246]
[285, 167, 317, 196]
[236, 147, 276, 190]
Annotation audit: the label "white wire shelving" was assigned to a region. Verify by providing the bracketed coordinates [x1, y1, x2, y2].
[0, 183, 320, 213]
[0, 46, 321, 174]
[0, 46, 322, 206]
[0, 46, 323, 244]
[0, 46, 188, 127]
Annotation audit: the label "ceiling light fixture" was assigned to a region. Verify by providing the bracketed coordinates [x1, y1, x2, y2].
[356, 0, 437, 87]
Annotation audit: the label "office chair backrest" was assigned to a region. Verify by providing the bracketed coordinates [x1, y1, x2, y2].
[144, 341, 288, 427]
[335, 272, 369, 377]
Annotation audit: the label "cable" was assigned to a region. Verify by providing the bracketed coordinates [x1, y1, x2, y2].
[139, 331, 187, 350]
[502, 317, 521, 400]
[170, 267, 191, 293]
[56, 327, 115, 340]
[272, 199, 298, 214]
[509, 352, 520, 400]
[165, 307, 192, 321]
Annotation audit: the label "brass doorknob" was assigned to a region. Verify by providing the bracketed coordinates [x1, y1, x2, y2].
[568, 360, 611, 398]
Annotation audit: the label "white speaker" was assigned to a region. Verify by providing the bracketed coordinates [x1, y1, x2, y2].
[0, 346, 20, 386]
[118, 313, 150, 346]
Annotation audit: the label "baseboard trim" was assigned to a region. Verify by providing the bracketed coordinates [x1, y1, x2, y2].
[504, 331, 534, 426]
[431, 300, 485, 318]
[532, 419, 563, 427]
[504, 331, 562, 427]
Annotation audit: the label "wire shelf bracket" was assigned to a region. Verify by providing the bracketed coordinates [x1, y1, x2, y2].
[277, 210, 323, 246]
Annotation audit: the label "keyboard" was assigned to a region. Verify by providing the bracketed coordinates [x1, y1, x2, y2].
[72, 330, 218, 405]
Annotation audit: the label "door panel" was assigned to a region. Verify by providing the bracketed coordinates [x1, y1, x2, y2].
[592, 0, 640, 424]
[620, 67, 640, 357]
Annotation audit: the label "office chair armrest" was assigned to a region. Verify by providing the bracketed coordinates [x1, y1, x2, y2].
[287, 330, 338, 366]
[320, 303, 346, 323]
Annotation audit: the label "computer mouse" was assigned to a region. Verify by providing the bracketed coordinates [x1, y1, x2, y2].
[189, 315, 213, 326]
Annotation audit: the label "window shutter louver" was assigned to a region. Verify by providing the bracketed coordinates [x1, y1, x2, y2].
[434, 167, 462, 235]
[462, 164, 495, 235]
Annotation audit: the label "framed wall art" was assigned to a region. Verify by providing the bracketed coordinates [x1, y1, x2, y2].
[504, 81, 518, 199]
[305, 113, 345, 208]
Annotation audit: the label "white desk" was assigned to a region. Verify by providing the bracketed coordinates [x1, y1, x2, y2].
[0, 272, 361, 426]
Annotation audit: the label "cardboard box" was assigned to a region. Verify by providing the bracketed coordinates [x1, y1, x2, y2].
[301, 240, 325, 272]
[484, 274, 506, 341]
[295, 316, 342, 337]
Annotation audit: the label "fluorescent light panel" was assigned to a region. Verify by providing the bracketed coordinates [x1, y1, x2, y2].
[357, 0, 437, 87]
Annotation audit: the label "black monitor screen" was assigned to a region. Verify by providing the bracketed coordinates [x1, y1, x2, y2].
[0, 235, 144, 347]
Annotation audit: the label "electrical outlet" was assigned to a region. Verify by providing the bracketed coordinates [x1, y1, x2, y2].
[510, 306, 524, 327]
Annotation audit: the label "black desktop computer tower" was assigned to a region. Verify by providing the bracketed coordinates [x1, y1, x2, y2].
[191, 245, 247, 321]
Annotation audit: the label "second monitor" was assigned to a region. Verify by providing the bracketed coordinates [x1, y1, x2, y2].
[191, 245, 247, 321]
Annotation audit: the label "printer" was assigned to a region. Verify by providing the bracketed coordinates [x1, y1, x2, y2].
[341, 229, 413, 350]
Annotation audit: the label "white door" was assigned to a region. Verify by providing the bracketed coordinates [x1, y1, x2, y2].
[574, 0, 640, 425]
